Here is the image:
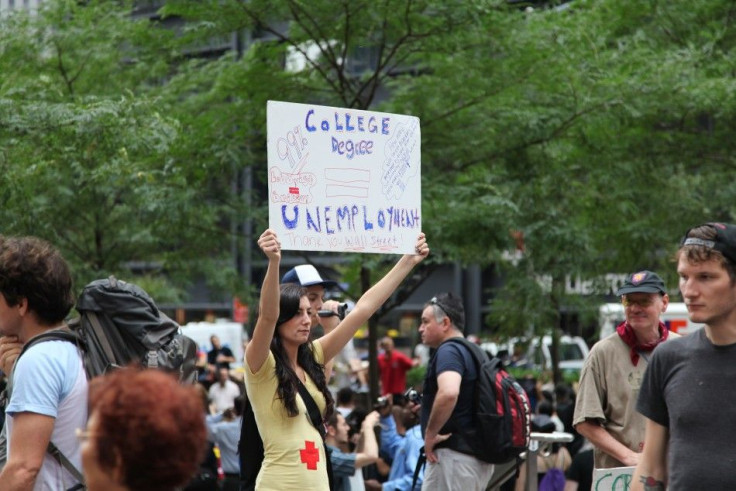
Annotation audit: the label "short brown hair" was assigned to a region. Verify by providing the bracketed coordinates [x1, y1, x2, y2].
[678, 224, 736, 282]
[0, 236, 74, 324]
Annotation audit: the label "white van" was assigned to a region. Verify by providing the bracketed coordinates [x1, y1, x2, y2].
[180, 319, 248, 368]
[526, 335, 590, 372]
[598, 302, 703, 340]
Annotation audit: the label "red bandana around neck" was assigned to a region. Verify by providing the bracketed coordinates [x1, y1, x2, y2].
[616, 320, 669, 366]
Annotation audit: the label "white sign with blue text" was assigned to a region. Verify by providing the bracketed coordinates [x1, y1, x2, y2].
[267, 100, 421, 254]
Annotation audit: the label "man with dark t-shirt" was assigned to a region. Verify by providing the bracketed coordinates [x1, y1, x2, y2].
[633, 223, 736, 490]
[207, 335, 235, 369]
[419, 292, 493, 491]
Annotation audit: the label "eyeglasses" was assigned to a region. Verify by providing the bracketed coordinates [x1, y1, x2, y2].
[622, 296, 656, 308]
[75, 428, 98, 443]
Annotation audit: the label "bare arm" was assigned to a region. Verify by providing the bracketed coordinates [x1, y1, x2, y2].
[319, 234, 428, 362]
[631, 418, 668, 491]
[245, 229, 281, 374]
[355, 411, 381, 468]
[576, 419, 640, 467]
[424, 370, 460, 463]
[0, 412, 55, 490]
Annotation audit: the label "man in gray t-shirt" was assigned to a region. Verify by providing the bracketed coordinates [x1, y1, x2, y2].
[633, 222, 736, 490]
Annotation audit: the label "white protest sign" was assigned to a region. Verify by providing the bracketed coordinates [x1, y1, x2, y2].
[593, 466, 635, 491]
[267, 100, 421, 254]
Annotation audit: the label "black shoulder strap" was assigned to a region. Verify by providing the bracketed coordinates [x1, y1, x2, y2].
[18, 329, 82, 360]
[411, 447, 426, 491]
[48, 440, 86, 488]
[297, 381, 325, 439]
[12, 329, 87, 490]
[442, 337, 487, 367]
[296, 381, 334, 491]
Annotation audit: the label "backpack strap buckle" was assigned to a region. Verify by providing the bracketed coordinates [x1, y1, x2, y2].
[146, 351, 158, 368]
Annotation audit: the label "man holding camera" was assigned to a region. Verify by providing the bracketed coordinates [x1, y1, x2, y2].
[325, 410, 381, 491]
[418, 293, 494, 491]
[366, 393, 425, 491]
[282, 264, 368, 391]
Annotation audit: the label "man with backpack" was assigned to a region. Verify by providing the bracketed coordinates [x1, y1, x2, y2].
[0, 236, 87, 490]
[418, 292, 495, 491]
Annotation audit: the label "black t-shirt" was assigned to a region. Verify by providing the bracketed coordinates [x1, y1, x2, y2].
[207, 346, 234, 368]
[420, 339, 477, 451]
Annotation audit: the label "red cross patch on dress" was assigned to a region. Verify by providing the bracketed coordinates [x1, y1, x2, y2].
[300, 440, 320, 470]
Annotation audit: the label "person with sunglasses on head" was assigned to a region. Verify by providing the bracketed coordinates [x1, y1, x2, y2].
[418, 292, 494, 491]
[574, 270, 679, 471]
[244, 229, 428, 491]
[633, 223, 736, 490]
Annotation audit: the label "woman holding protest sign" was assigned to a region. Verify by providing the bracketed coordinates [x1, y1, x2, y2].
[244, 228, 428, 490]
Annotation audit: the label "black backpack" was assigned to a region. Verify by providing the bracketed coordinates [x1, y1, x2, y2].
[60, 275, 198, 382]
[18, 275, 198, 381]
[8, 276, 198, 489]
[444, 337, 531, 464]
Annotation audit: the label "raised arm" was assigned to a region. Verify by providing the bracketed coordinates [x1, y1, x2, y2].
[319, 233, 429, 362]
[245, 229, 281, 374]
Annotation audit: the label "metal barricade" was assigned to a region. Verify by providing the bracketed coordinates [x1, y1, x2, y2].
[485, 431, 573, 491]
[525, 431, 573, 490]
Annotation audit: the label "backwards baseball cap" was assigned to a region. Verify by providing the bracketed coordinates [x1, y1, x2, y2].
[681, 222, 736, 266]
[281, 264, 337, 288]
[616, 270, 666, 296]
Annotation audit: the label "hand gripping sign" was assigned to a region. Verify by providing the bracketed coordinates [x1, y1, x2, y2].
[267, 100, 421, 254]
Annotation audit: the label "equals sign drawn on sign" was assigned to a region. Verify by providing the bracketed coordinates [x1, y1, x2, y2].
[324, 168, 370, 198]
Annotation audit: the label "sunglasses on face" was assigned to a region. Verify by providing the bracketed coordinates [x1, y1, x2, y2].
[622, 296, 656, 308]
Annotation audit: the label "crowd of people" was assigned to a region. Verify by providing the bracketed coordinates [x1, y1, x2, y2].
[1, 221, 735, 490]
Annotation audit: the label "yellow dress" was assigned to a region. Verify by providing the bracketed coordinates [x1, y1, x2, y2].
[244, 341, 330, 490]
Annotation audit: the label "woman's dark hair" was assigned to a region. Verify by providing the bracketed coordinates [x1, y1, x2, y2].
[271, 283, 334, 419]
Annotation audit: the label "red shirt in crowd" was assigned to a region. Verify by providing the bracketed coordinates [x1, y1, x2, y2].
[377, 349, 415, 396]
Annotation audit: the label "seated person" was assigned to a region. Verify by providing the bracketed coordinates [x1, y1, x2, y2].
[365, 399, 424, 491]
[325, 411, 381, 491]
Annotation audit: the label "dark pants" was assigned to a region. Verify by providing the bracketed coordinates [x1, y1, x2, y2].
[221, 474, 240, 491]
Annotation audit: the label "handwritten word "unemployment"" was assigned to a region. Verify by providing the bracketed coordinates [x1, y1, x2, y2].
[280, 204, 420, 234]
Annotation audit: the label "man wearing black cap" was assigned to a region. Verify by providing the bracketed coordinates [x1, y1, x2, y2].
[574, 270, 678, 470]
[633, 223, 736, 490]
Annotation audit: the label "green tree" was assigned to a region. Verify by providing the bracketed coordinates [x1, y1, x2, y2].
[0, 1, 236, 301]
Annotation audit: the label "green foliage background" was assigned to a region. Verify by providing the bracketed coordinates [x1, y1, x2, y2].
[2, 0, 735, 340]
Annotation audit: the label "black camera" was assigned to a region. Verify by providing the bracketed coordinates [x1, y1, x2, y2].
[375, 396, 390, 409]
[317, 302, 348, 320]
[404, 388, 421, 405]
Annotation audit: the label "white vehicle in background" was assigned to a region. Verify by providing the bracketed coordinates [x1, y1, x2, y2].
[526, 335, 590, 372]
[180, 319, 248, 369]
[598, 302, 703, 340]
[481, 335, 589, 373]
